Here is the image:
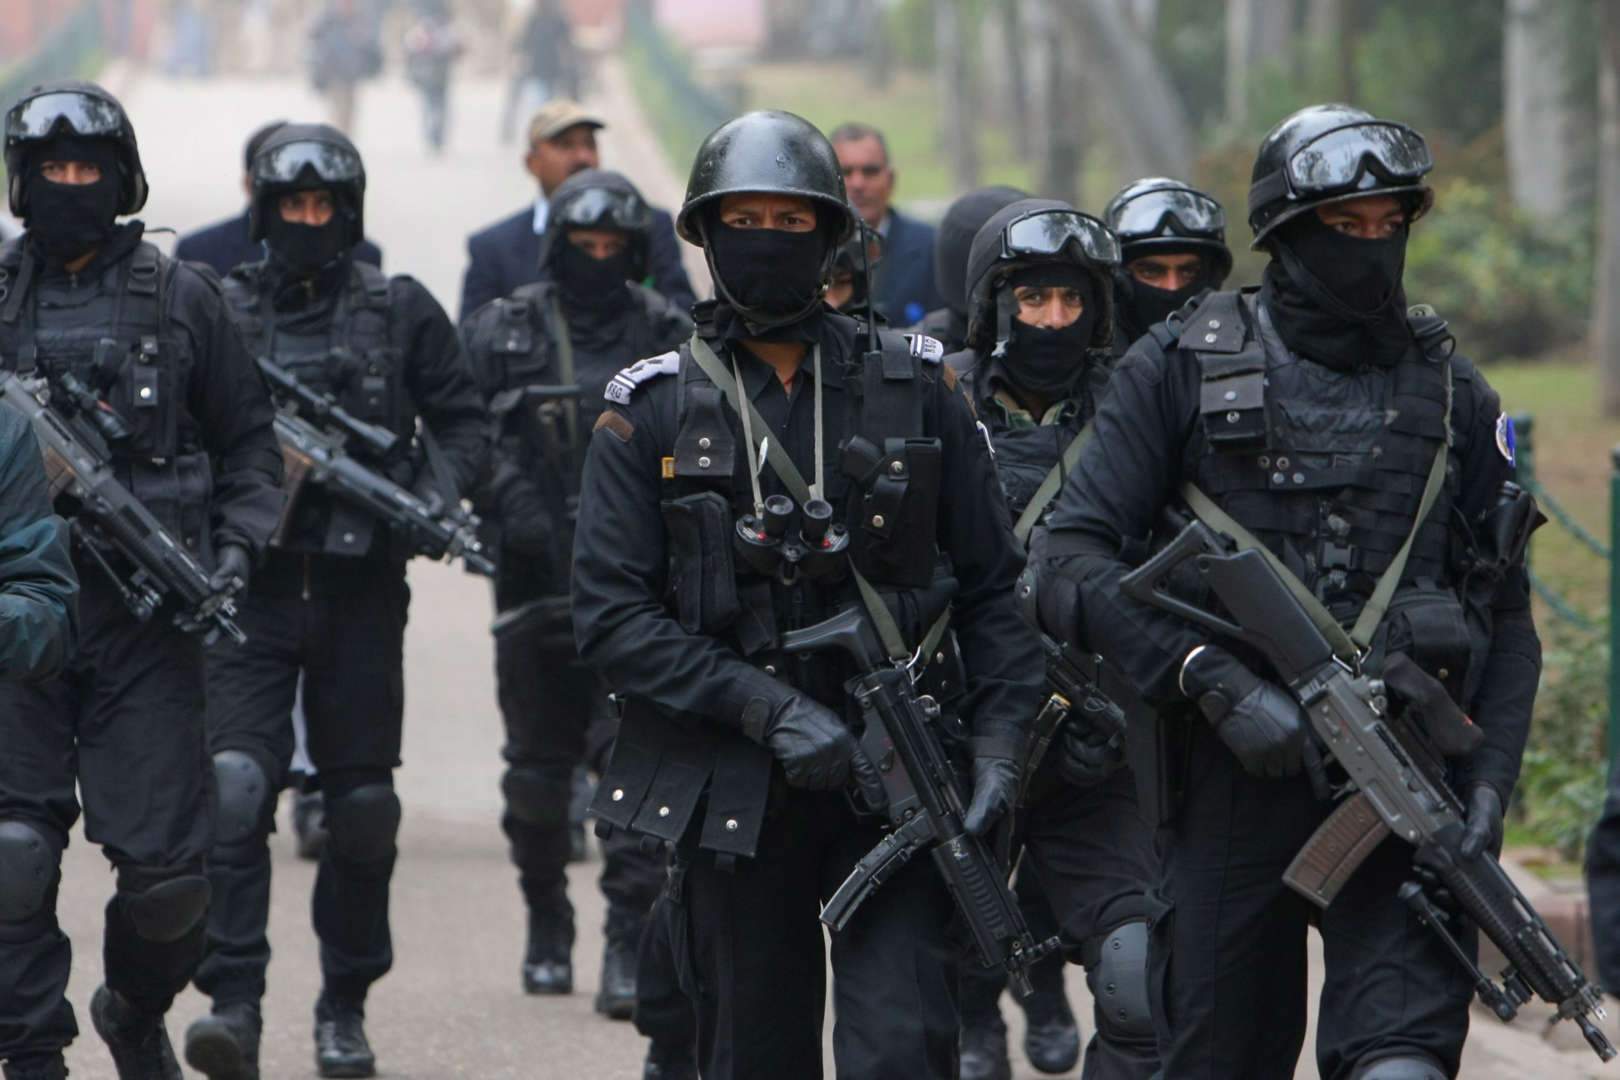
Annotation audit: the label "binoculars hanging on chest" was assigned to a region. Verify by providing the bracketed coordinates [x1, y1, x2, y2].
[735, 494, 850, 585]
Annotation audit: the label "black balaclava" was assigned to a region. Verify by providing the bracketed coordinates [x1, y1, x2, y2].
[263, 188, 355, 301]
[1113, 254, 1217, 341]
[1263, 211, 1412, 371]
[23, 137, 123, 265]
[999, 264, 1102, 400]
[554, 236, 635, 312]
[705, 217, 829, 345]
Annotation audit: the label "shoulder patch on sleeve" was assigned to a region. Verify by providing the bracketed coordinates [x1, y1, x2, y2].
[594, 410, 635, 441]
[904, 333, 945, 363]
[940, 363, 958, 390]
[1494, 412, 1516, 466]
[604, 350, 680, 404]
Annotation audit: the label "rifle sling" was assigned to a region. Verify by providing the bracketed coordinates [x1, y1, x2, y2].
[1012, 424, 1092, 548]
[549, 294, 579, 449]
[687, 333, 950, 665]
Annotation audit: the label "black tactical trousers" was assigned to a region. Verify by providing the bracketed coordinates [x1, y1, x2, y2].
[493, 557, 664, 939]
[0, 571, 212, 1060]
[962, 764, 1162, 1080]
[666, 786, 961, 1080]
[1152, 721, 1472, 1080]
[195, 550, 409, 1005]
[1583, 770, 1620, 993]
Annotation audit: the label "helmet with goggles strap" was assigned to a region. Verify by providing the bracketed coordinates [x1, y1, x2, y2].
[4, 80, 147, 217]
[1104, 177, 1232, 284]
[1247, 103, 1434, 249]
[965, 199, 1120, 352]
[248, 123, 366, 244]
[540, 168, 653, 279]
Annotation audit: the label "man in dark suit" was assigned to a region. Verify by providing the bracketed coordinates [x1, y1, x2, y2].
[831, 121, 942, 327]
[458, 100, 694, 322]
[176, 120, 382, 276]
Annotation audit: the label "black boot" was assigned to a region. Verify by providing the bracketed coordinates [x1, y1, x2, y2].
[958, 1012, 1011, 1080]
[293, 790, 328, 861]
[642, 1038, 697, 1080]
[522, 900, 574, 994]
[594, 934, 638, 1019]
[90, 985, 181, 1080]
[2, 1053, 68, 1080]
[184, 1001, 262, 1080]
[313, 993, 375, 1078]
[1019, 981, 1081, 1075]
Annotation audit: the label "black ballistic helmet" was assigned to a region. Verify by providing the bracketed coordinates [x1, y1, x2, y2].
[4, 79, 147, 217]
[1247, 103, 1434, 249]
[540, 168, 654, 278]
[965, 198, 1120, 351]
[934, 185, 1029, 317]
[248, 123, 366, 244]
[675, 109, 855, 247]
[830, 225, 884, 310]
[1103, 177, 1233, 284]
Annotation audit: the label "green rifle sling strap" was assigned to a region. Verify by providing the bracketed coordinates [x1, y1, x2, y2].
[1012, 424, 1093, 548]
[549, 294, 579, 449]
[1180, 440, 1448, 663]
[687, 333, 950, 665]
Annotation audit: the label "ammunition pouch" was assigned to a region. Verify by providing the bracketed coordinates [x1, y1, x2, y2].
[843, 434, 943, 590]
[1369, 582, 1472, 702]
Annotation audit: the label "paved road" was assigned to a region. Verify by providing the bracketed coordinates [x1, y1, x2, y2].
[46, 61, 1611, 1080]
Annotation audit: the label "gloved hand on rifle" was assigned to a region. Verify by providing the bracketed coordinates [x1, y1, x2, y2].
[209, 543, 251, 596]
[1180, 644, 1307, 779]
[740, 692, 888, 813]
[963, 739, 1021, 836]
[1057, 714, 1125, 787]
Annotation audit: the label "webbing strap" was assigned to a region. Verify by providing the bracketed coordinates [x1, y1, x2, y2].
[1012, 424, 1093, 547]
[688, 334, 950, 665]
[549, 295, 579, 449]
[1181, 441, 1447, 661]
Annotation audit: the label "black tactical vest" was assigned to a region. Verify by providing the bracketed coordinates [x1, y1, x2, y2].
[0, 238, 213, 555]
[1179, 289, 1456, 628]
[223, 260, 408, 557]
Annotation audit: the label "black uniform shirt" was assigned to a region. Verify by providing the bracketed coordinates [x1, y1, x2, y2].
[1042, 300, 1539, 801]
[572, 311, 1043, 745]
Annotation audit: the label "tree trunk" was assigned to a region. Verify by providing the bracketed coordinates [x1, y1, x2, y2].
[1226, 0, 1297, 128]
[935, 0, 980, 192]
[1001, 0, 1033, 158]
[1303, 0, 1354, 101]
[1505, 0, 1580, 223]
[1596, 3, 1620, 415]
[1066, 0, 1194, 180]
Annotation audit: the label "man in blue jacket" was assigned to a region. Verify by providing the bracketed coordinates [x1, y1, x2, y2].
[176, 121, 382, 276]
[458, 100, 694, 321]
[831, 122, 942, 327]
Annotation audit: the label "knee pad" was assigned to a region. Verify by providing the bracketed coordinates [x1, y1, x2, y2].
[1086, 917, 1153, 1042]
[326, 783, 401, 862]
[122, 874, 211, 943]
[213, 750, 274, 848]
[1351, 1053, 1448, 1080]
[0, 820, 58, 924]
[502, 766, 570, 828]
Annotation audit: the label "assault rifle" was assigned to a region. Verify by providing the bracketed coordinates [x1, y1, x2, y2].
[1120, 519, 1615, 1061]
[257, 355, 399, 461]
[271, 408, 495, 576]
[0, 370, 246, 644]
[780, 604, 1060, 998]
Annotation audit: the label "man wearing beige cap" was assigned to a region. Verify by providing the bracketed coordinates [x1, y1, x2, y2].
[458, 100, 694, 320]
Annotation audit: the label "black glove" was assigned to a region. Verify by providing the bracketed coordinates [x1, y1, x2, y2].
[1181, 645, 1307, 779]
[962, 754, 1019, 836]
[742, 694, 887, 811]
[411, 471, 447, 519]
[208, 544, 251, 595]
[1056, 714, 1125, 787]
[498, 480, 555, 560]
[1459, 782, 1505, 859]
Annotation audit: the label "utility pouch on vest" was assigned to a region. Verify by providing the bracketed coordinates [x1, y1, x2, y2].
[128, 450, 214, 563]
[1371, 583, 1472, 703]
[845, 435, 942, 589]
[661, 490, 742, 636]
[672, 386, 736, 481]
[1198, 354, 1267, 452]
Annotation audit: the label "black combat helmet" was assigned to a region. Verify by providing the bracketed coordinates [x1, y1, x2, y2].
[248, 122, 367, 244]
[675, 109, 855, 248]
[1247, 103, 1434, 249]
[933, 185, 1029, 318]
[4, 79, 147, 217]
[965, 198, 1120, 352]
[541, 168, 654, 278]
[1104, 177, 1232, 284]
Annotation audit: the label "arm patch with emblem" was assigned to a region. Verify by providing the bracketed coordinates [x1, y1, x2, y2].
[605, 350, 681, 404]
[593, 410, 635, 441]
